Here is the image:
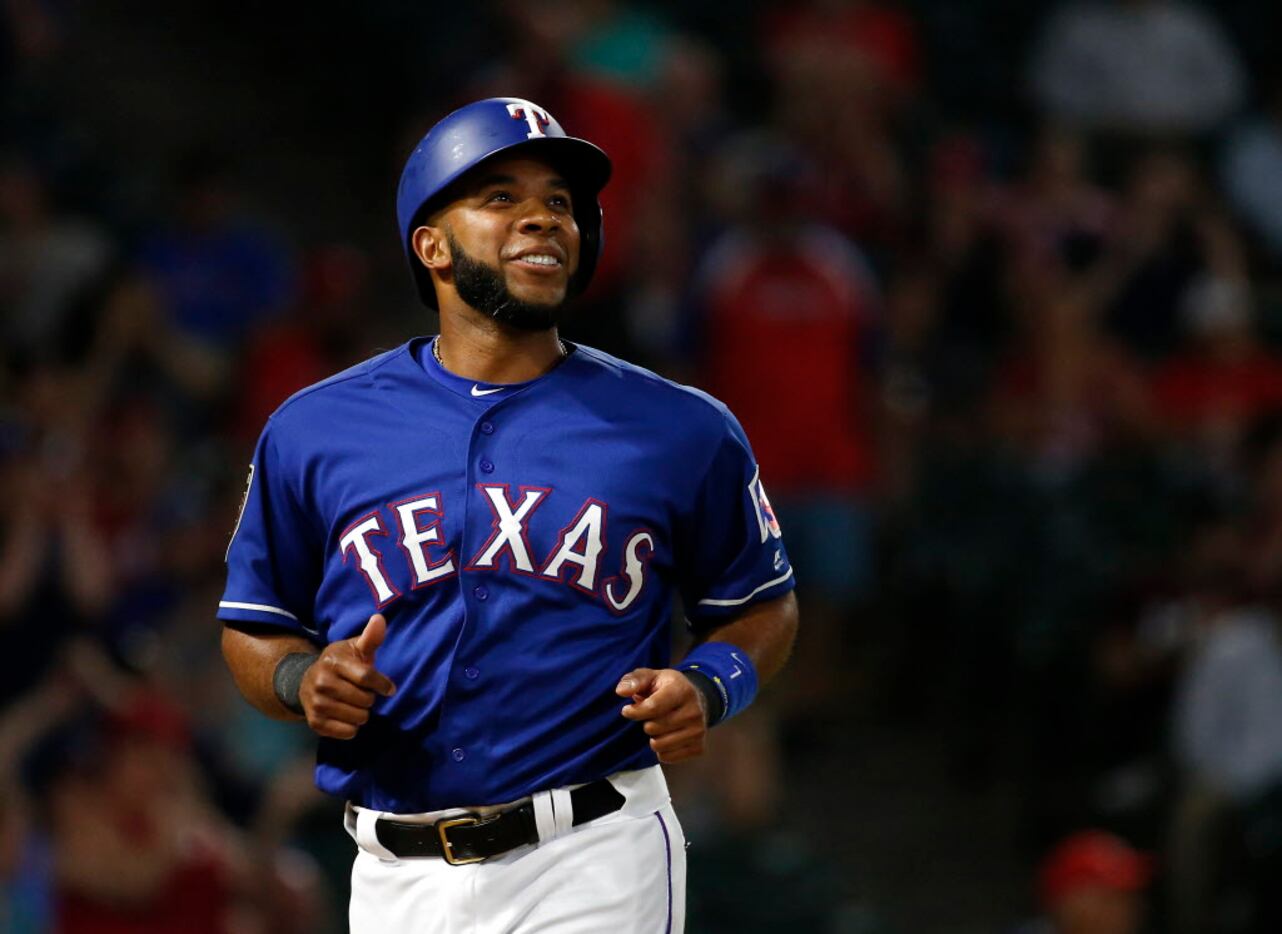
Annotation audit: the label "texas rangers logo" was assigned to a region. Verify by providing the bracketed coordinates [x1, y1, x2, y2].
[506, 100, 552, 138]
[749, 468, 783, 542]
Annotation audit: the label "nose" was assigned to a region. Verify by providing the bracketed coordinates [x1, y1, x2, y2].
[516, 198, 559, 233]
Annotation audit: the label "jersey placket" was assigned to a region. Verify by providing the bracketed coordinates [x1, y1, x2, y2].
[443, 400, 513, 797]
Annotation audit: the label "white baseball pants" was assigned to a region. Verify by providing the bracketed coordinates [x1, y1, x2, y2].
[344, 766, 686, 934]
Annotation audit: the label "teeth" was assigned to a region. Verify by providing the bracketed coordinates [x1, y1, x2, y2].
[519, 254, 559, 266]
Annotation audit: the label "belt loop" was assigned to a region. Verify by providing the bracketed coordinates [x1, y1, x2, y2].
[604, 765, 668, 817]
[551, 786, 575, 836]
[532, 790, 557, 844]
[344, 802, 359, 842]
[354, 807, 399, 861]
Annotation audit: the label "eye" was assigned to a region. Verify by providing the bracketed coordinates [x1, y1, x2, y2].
[549, 194, 572, 211]
[485, 190, 514, 204]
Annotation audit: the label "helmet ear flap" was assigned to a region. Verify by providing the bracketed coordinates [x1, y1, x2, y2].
[569, 199, 604, 300]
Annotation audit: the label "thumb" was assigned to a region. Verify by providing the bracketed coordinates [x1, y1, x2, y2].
[616, 668, 658, 698]
[353, 613, 387, 661]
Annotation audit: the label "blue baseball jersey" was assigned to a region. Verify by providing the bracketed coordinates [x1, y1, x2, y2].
[219, 338, 794, 812]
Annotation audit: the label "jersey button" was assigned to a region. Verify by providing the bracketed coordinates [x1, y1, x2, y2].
[473, 585, 489, 601]
[464, 666, 479, 680]
[480, 458, 494, 473]
[480, 421, 495, 435]
[451, 747, 466, 762]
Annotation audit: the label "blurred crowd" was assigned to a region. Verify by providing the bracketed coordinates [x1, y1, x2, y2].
[5, 1, 1282, 932]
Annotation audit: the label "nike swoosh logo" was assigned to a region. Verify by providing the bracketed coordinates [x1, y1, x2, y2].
[471, 385, 503, 397]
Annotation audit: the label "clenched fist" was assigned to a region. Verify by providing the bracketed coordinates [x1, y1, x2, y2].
[617, 668, 710, 764]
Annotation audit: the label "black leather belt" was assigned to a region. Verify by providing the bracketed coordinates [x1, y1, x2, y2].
[374, 779, 625, 864]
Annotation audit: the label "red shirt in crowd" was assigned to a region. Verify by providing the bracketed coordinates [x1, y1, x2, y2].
[1153, 347, 1282, 430]
[695, 225, 876, 495]
[57, 848, 232, 934]
[761, 1, 921, 94]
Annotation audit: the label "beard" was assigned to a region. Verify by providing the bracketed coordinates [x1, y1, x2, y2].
[447, 233, 567, 332]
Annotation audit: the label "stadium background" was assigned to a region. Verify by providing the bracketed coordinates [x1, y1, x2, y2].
[4, 1, 1282, 931]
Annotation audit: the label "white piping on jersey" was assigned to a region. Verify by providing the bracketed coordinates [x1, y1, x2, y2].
[696, 568, 794, 607]
[219, 601, 299, 621]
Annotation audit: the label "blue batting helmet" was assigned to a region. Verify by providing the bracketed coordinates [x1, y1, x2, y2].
[396, 97, 612, 308]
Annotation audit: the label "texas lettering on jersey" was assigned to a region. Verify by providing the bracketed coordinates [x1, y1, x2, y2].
[338, 485, 655, 615]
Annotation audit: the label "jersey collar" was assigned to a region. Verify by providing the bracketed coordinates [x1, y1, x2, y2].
[414, 335, 578, 403]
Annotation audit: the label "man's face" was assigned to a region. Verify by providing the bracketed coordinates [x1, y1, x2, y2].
[422, 155, 582, 330]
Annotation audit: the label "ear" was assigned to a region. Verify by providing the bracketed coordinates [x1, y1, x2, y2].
[411, 225, 451, 272]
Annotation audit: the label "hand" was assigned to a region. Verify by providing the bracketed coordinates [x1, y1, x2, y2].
[616, 668, 709, 764]
[299, 613, 396, 740]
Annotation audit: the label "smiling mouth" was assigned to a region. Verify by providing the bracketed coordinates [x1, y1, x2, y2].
[507, 253, 566, 278]
[510, 253, 562, 268]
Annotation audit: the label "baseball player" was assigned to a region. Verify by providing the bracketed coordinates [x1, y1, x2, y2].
[219, 97, 799, 933]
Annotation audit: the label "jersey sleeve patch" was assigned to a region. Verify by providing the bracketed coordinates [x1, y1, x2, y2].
[677, 408, 796, 625]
